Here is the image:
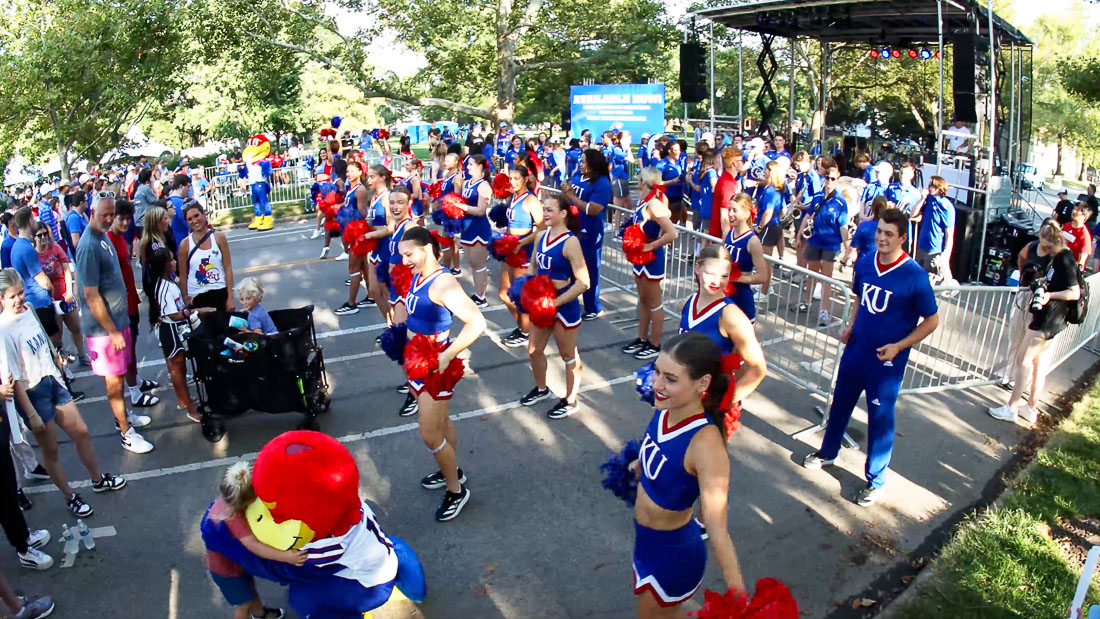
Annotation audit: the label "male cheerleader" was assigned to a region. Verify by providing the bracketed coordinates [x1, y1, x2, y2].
[802, 209, 939, 506]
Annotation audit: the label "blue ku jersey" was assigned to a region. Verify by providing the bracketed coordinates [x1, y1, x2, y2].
[534, 231, 576, 282]
[678, 294, 735, 355]
[405, 268, 452, 336]
[638, 409, 713, 511]
[850, 251, 938, 365]
[723, 229, 758, 321]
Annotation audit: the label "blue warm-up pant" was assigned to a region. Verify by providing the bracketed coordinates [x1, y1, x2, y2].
[251, 182, 272, 217]
[581, 236, 603, 315]
[818, 345, 907, 489]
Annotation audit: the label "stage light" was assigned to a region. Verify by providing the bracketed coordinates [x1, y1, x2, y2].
[908, 49, 918, 58]
[935, 51, 942, 59]
[881, 47, 891, 58]
[869, 50, 880, 59]
[919, 48, 933, 60]
[891, 49, 902, 58]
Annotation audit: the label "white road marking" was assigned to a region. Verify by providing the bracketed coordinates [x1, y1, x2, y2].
[23, 375, 634, 494]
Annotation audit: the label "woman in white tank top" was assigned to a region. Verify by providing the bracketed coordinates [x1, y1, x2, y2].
[178, 203, 235, 311]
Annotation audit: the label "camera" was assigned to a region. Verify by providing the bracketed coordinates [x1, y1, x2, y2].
[1022, 263, 1048, 313]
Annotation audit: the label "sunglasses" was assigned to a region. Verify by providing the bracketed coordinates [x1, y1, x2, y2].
[34, 233, 50, 239]
[825, 176, 840, 181]
[96, 190, 115, 198]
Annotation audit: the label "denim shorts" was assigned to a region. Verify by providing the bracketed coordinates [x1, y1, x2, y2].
[209, 572, 257, 606]
[24, 376, 71, 424]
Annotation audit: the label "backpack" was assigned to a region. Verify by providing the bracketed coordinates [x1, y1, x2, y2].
[1067, 265, 1090, 325]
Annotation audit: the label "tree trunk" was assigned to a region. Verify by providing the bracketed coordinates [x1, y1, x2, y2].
[1055, 138, 1063, 177]
[1079, 158, 1087, 182]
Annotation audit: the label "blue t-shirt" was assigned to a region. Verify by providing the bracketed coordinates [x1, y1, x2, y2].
[11, 238, 52, 309]
[247, 303, 278, 335]
[604, 145, 629, 179]
[504, 148, 523, 170]
[656, 159, 684, 199]
[565, 148, 583, 180]
[0, 234, 15, 270]
[194, 178, 211, 198]
[65, 210, 89, 243]
[851, 219, 878, 256]
[571, 173, 612, 245]
[807, 193, 848, 252]
[917, 195, 956, 253]
[885, 182, 922, 214]
[861, 181, 888, 211]
[756, 186, 785, 227]
[169, 196, 190, 249]
[861, 166, 874, 184]
[850, 252, 938, 359]
[697, 169, 717, 220]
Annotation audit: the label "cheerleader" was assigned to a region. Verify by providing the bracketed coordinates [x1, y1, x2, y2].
[621, 167, 677, 362]
[628, 332, 746, 615]
[723, 194, 768, 322]
[561, 148, 611, 321]
[399, 158, 425, 225]
[433, 153, 463, 274]
[334, 162, 373, 316]
[499, 166, 544, 348]
[398, 226, 487, 521]
[387, 186, 422, 416]
[520, 195, 591, 419]
[682, 245, 767, 412]
[363, 165, 394, 323]
[459, 155, 493, 307]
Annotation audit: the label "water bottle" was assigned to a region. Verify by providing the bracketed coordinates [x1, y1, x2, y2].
[60, 524, 79, 556]
[76, 519, 95, 550]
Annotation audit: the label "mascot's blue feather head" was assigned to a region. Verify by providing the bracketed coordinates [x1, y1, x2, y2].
[331, 116, 342, 129]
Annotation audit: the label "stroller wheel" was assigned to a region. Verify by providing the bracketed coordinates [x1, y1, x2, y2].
[201, 418, 226, 443]
[297, 416, 321, 432]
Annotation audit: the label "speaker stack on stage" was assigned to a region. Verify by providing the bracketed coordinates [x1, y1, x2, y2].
[679, 42, 708, 104]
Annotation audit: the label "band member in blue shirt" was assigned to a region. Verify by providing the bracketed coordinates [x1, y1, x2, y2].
[562, 150, 612, 321]
[916, 176, 956, 284]
[803, 208, 939, 507]
[886, 162, 924, 250]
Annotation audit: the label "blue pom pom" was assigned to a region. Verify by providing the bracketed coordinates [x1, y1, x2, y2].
[430, 209, 445, 226]
[380, 323, 407, 364]
[331, 116, 342, 129]
[507, 274, 529, 310]
[600, 440, 642, 506]
[634, 361, 655, 405]
[488, 203, 509, 229]
[442, 215, 464, 237]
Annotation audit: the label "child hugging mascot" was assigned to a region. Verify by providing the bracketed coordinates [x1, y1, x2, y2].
[201, 431, 426, 619]
[242, 134, 275, 231]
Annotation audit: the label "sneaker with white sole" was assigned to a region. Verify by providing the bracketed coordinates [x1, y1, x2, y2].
[120, 427, 154, 454]
[398, 393, 419, 417]
[114, 411, 151, 431]
[502, 329, 529, 348]
[66, 493, 92, 517]
[546, 399, 579, 419]
[435, 486, 471, 521]
[319, 246, 330, 259]
[470, 294, 488, 308]
[987, 404, 1018, 423]
[334, 251, 349, 261]
[621, 338, 646, 355]
[26, 529, 49, 550]
[310, 229, 322, 239]
[334, 302, 359, 316]
[1018, 404, 1039, 424]
[17, 547, 53, 570]
[356, 297, 376, 308]
[520, 386, 551, 406]
[91, 472, 126, 493]
[854, 485, 883, 507]
[395, 383, 409, 394]
[802, 451, 836, 470]
[249, 608, 284, 619]
[794, 303, 810, 313]
[581, 310, 604, 321]
[421, 468, 468, 490]
[634, 344, 660, 360]
[13, 595, 55, 619]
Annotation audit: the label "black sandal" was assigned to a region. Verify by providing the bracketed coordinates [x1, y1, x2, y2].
[132, 392, 161, 407]
[139, 379, 160, 391]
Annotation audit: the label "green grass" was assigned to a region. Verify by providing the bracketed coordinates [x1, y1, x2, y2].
[894, 378, 1100, 618]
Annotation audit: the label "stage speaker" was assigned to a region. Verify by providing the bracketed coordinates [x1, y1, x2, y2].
[952, 29, 978, 123]
[561, 108, 570, 132]
[680, 42, 708, 104]
[950, 204, 984, 283]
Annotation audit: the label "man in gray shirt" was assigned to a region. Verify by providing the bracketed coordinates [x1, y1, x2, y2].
[76, 196, 154, 454]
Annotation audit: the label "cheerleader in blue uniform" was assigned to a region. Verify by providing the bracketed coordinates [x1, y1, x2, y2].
[722, 193, 768, 322]
[459, 155, 494, 307]
[364, 164, 394, 323]
[334, 161, 372, 316]
[400, 158, 425, 225]
[433, 153, 464, 274]
[387, 186, 422, 416]
[398, 226, 487, 521]
[627, 332, 746, 615]
[499, 166, 544, 349]
[621, 167, 678, 362]
[520, 194, 591, 419]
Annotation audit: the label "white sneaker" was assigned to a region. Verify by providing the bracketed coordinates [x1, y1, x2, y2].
[319, 246, 330, 259]
[1018, 404, 1039, 424]
[310, 228, 322, 239]
[120, 427, 154, 454]
[17, 547, 53, 570]
[114, 411, 151, 431]
[26, 529, 49, 549]
[987, 404, 1018, 423]
[334, 251, 349, 261]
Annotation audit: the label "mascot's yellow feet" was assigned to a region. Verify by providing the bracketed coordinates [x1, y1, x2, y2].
[247, 215, 260, 230]
[257, 215, 273, 231]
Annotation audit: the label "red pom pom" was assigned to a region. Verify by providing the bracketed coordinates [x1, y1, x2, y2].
[403, 334, 439, 381]
[521, 275, 558, 329]
[390, 263, 413, 298]
[342, 220, 367, 245]
[622, 224, 654, 266]
[424, 355, 465, 397]
[723, 264, 743, 298]
[724, 402, 742, 438]
[378, 129, 390, 140]
[319, 128, 337, 139]
[688, 579, 798, 619]
[324, 220, 341, 233]
[493, 235, 526, 268]
[350, 236, 377, 257]
[492, 173, 512, 199]
[343, 220, 377, 257]
[428, 182, 443, 199]
[430, 229, 454, 249]
[441, 193, 466, 219]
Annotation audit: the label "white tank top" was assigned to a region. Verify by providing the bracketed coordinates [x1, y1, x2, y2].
[186, 230, 227, 296]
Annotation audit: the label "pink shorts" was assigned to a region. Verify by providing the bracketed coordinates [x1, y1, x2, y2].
[86, 329, 133, 377]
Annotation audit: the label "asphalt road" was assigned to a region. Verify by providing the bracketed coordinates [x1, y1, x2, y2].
[8, 220, 1089, 619]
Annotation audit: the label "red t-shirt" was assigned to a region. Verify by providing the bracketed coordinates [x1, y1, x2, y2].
[710, 170, 740, 238]
[36, 244, 69, 300]
[204, 497, 253, 577]
[106, 230, 139, 316]
[1062, 222, 1092, 264]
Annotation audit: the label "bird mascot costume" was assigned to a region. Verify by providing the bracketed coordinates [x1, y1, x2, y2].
[241, 134, 274, 231]
[201, 431, 427, 618]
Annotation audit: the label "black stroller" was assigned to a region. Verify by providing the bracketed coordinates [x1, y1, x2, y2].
[186, 305, 331, 442]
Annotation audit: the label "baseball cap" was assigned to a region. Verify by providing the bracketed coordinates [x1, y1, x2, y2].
[549, 136, 561, 144]
[78, 173, 91, 184]
[499, 121, 509, 128]
[747, 137, 766, 150]
[700, 131, 715, 144]
[1057, 188, 1068, 197]
[873, 161, 894, 175]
